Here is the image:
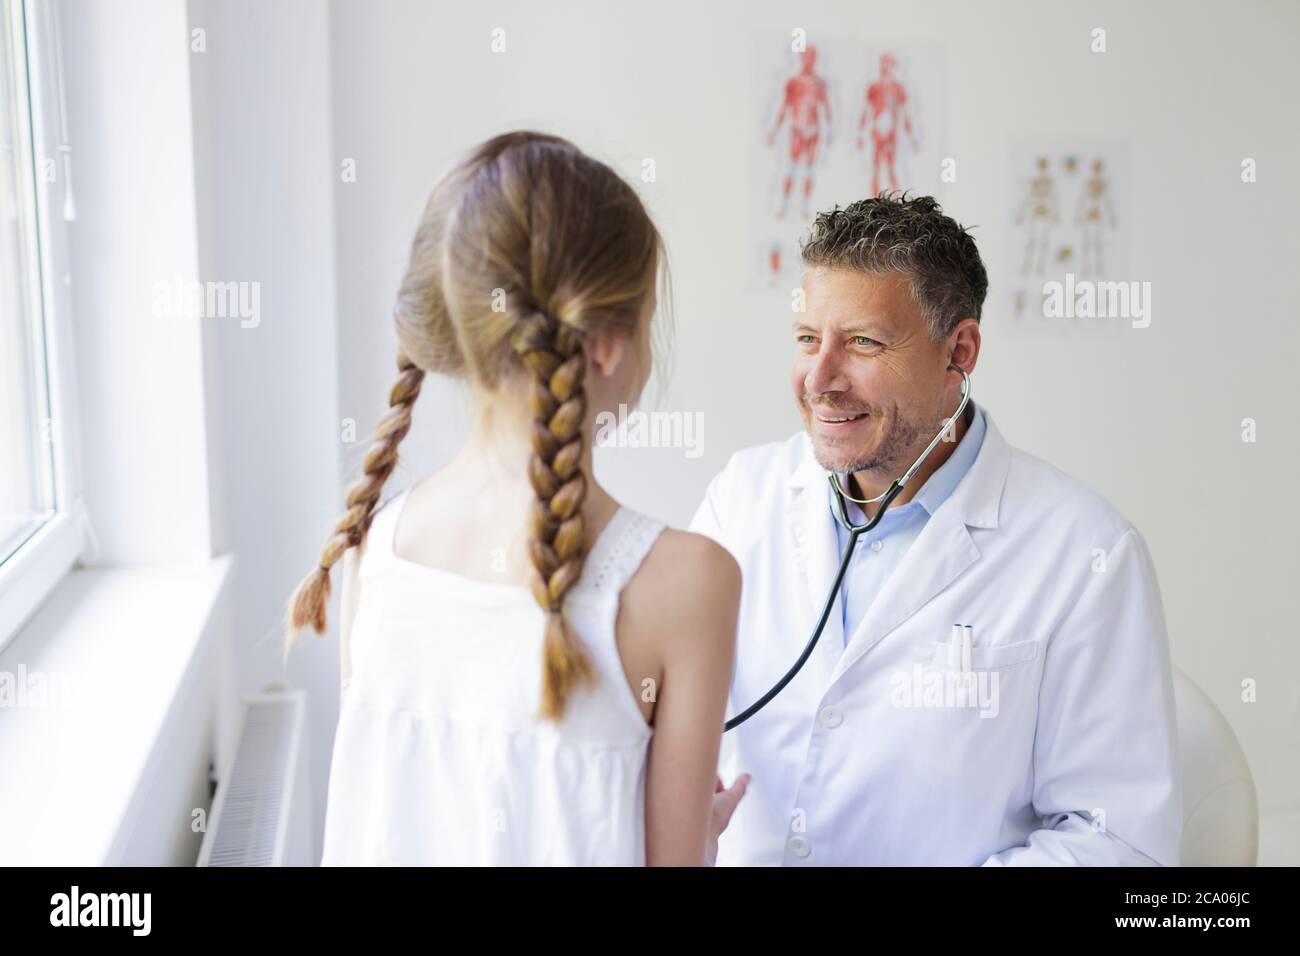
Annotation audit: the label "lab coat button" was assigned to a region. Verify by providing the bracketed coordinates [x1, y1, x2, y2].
[870, 540, 884, 552]
[787, 836, 811, 858]
[818, 705, 843, 728]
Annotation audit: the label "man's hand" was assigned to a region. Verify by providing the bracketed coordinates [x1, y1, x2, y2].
[705, 773, 751, 866]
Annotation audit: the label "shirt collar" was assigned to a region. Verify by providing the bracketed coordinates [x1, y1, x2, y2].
[828, 398, 988, 522]
[908, 398, 987, 516]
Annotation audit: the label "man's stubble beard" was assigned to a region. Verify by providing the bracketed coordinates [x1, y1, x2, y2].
[807, 401, 942, 477]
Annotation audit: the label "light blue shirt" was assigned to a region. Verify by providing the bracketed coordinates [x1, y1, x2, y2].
[830, 399, 987, 645]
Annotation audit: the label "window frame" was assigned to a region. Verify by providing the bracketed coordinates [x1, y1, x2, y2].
[0, 0, 84, 653]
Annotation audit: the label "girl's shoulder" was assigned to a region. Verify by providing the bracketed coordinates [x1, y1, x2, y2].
[617, 524, 741, 643]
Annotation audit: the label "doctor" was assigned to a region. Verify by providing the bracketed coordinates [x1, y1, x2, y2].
[692, 194, 1181, 866]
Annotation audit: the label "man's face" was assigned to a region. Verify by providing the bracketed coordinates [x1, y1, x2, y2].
[791, 267, 952, 475]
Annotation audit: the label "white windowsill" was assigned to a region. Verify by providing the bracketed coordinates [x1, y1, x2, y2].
[0, 556, 232, 865]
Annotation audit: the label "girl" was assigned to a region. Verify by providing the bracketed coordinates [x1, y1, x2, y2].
[287, 131, 741, 865]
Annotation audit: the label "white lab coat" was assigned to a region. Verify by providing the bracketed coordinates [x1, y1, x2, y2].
[689, 409, 1182, 866]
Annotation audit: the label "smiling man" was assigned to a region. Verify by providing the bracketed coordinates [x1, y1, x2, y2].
[692, 193, 1182, 866]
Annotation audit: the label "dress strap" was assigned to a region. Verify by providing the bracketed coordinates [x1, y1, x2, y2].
[359, 486, 411, 573]
[579, 506, 666, 596]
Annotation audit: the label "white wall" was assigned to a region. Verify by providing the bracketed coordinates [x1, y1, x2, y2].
[61, 0, 213, 564]
[188, 0, 340, 848]
[328, 0, 1300, 852]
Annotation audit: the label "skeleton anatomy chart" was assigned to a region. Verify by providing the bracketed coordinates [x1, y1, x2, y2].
[1004, 139, 1132, 322]
[752, 37, 947, 289]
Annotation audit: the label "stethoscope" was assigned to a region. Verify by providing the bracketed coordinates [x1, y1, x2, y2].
[723, 367, 973, 731]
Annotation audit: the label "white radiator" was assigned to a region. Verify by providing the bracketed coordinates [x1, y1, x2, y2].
[197, 689, 313, 866]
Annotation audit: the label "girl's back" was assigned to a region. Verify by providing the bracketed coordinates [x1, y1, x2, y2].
[321, 488, 664, 865]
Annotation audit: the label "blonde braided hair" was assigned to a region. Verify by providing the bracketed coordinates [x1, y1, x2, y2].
[285, 351, 424, 637]
[511, 308, 596, 718]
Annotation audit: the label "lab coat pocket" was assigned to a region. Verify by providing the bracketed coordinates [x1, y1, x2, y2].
[921, 638, 1041, 672]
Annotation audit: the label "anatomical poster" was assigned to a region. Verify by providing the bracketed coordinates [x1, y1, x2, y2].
[751, 37, 947, 290]
[1002, 137, 1135, 325]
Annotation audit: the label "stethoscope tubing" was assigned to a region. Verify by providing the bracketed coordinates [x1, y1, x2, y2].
[722, 368, 971, 732]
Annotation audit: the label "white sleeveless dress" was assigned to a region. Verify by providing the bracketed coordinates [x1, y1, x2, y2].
[319, 487, 666, 866]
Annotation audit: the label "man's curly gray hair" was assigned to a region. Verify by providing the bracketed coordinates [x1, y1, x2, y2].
[799, 191, 989, 341]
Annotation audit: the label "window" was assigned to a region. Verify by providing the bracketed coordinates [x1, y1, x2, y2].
[0, 0, 81, 651]
[1, 0, 53, 561]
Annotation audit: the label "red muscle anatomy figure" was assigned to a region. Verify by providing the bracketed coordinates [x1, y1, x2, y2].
[768, 45, 831, 220]
[856, 52, 916, 196]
